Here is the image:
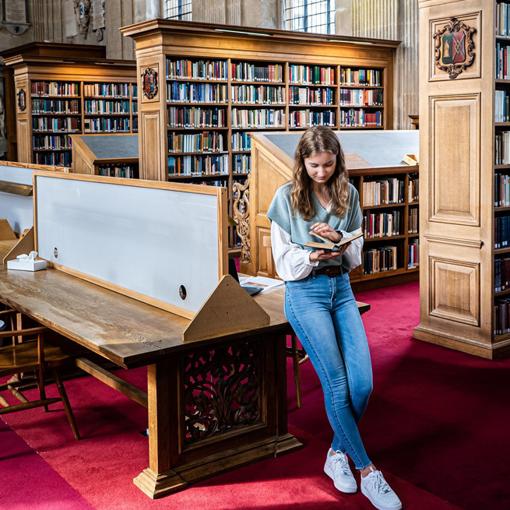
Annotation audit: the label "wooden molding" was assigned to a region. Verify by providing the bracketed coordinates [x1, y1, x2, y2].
[183, 275, 270, 342]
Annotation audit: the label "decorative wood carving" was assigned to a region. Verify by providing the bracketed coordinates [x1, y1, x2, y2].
[142, 68, 159, 100]
[232, 178, 251, 263]
[182, 338, 262, 445]
[433, 17, 476, 79]
[16, 89, 26, 112]
[74, 0, 92, 37]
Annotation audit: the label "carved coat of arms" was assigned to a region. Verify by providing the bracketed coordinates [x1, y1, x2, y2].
[434, 17, 476, 79]
[17, 89, 26, 112]
[142, 68, 158, 100]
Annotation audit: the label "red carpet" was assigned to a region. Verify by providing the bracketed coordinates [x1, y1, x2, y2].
[2, 280, 508, 509]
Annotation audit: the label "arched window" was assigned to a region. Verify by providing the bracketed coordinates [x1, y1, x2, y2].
[164, 0, 192, 21]
[284, 0, 335, 34]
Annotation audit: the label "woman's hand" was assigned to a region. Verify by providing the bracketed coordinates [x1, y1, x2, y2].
[309, 244, 350, 262]
[310, 222, 342, 242]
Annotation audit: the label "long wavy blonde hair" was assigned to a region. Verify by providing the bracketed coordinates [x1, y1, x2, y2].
[291, 126, 349, 220]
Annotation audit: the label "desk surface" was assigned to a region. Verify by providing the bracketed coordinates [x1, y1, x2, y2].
[0, 267, 289, 368]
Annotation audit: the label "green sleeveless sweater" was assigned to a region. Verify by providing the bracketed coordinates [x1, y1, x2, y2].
[267, 181, 362, 268]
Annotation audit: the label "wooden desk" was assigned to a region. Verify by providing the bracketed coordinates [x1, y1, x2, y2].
[0, 267, 301, 498]
[0, 267, 370, 498]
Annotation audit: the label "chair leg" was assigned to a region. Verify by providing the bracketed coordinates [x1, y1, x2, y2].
[291, 335, 302, 408]
[52, 369, 80, 440]
[36, 367, 49, 412]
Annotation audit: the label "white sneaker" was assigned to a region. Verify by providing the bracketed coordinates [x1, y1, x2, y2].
[361, 469, 402, 510]
[323, 448, 357, 493]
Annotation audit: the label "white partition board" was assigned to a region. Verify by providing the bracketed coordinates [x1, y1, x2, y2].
[0, 164, 35, 234]
[35, 175, 223, 315]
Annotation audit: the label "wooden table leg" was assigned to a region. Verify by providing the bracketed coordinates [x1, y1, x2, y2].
[134, 332, 302, 499]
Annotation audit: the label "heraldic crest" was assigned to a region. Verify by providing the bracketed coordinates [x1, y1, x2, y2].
[434, 17, 476, 79]
[142, 67, 158, 100]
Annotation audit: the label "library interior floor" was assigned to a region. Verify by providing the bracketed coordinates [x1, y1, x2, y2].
[2, 280, 509, 510]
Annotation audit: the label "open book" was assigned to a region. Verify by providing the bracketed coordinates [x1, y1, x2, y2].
[304, 231, 363, 251]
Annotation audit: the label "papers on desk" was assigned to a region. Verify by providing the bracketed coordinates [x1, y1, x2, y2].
[239, 275, 284, 294]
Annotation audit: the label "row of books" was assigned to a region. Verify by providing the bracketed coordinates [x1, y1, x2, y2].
[363, 246, 398, 274]
[339, 89, 383, 106]
[495, 131, 510, 165]
[494, 215, 510, 248]
[232, 132, 251, 151]
[409, 207, 419, 234]
[98, 164, 138, 179]
[231, 63, 283, 83]
[408, 239, 419, 269]
[494, 173, 510, 207]
[289, 87, 335, 106]
[289, 110, 335, 128]
[233, 154, 250, 174]
[231, 108, 284, 128]
[83, 99, 130, 114]
[168, 106, 227, 128]
[408, 177, 419, 202]
[83, 83, 130, 98]
[32, 81, 79, 97]
[32, 117, 80, 132]
[340, 109, 383, 127]
[496, 1, 510, 36]
[495, 256, 510, 293]
[288, 65, 335, 85]
[167, 59, 228, 80]
[34, 151, 71, 166]
[168, 154, 228, 175]
[495, 90, 510, 122]
[32, 134, 72, 150]
[362, 178, 405, 206]
[494, 298, 510, 335]
[496, 42, 510, 80]
[340, 68, 382, 86]
[32, 98, 80, 114]
[83, 117, 130, 132]
[232, 85, 285, 104]
[168, 132, 225, 153]
[166, 82, 228, 103]
[363, 210, 402, 238]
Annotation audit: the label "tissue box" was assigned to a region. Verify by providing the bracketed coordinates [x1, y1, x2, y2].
[7, 258, 47, 272]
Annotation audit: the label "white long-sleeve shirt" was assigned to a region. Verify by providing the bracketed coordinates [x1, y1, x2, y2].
[270, 221, 364, 282]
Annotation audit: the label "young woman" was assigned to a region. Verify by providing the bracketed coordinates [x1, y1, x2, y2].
[267, 126, 402, 510]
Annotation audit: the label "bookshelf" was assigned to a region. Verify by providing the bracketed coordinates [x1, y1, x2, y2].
[3, 47, 137, 168]
[246, 130, 418, 288]
[122, 19, 398, 251]
[415, 0, 510, 359]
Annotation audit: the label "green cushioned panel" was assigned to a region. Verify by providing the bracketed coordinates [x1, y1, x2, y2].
[81, 134, 138, 159]
[263, 130, 419, 168]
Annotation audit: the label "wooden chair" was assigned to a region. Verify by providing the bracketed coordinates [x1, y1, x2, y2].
[0, 309, 80, 439]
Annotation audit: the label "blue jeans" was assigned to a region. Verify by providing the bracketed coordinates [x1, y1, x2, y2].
[285, 272, 373, 469]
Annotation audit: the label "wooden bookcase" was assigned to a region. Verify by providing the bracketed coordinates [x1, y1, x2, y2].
[122, 19, 398, 250]
[415, 0, 510, 358]
[245, 130, 419, 288]
[3, 46, 137, 167]
[71, 133, 139, 178]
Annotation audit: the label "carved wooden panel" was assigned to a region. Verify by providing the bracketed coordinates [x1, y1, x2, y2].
[181, 338, 263, 448]
[429, 93, 480, 225]
[16, 118, 31, 163]
[140, 112, 163, 180]
[257, 227, 273, 277]
[429, 11, 481, 82]
[429, 256, 480, 326]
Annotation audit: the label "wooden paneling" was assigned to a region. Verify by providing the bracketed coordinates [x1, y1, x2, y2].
[429, 256, 479, 326]
[429, 94, 480, 225]
[140, 112, 163, 180]
[415, 0, 499, 358]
